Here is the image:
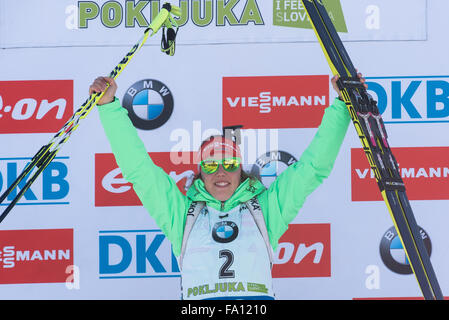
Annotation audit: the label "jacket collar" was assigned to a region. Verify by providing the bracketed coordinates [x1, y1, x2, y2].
[186, 177, 266, 212]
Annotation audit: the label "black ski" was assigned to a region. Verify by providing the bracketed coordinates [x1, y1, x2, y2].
[0, 144, 54, 224]
[300, 0, 443, 300]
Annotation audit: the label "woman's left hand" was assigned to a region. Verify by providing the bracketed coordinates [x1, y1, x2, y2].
[331, 71, 368, 100]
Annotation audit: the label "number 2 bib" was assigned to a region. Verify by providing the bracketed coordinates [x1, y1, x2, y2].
[181, 204, 274, 300]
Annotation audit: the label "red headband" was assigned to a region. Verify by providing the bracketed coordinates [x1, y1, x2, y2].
[197, 136, 241, 162]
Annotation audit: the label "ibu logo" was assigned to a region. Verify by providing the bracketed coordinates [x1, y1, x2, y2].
[366, 76, 449, 123]
[99, 230, 180, 279]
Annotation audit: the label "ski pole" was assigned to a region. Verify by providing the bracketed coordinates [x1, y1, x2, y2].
[0, 3, 182, 224]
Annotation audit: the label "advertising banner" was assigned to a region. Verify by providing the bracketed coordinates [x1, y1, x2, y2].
[0, 0, 447, 301]
[0, 0, 427, 48]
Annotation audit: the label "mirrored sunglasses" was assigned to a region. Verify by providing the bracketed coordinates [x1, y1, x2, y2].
[200, 157, 241, 174]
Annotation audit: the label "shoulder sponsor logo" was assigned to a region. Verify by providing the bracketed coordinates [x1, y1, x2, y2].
[0, 80, 73, 134]
[99, 229, 179, 279]
[223, 75, 329, 129]
[0, 229, 73, 284]
[0, 156, 70, 207]
[351, 147, 449, 201]
[95, 152, 196, 207]
[272, 223, 331, 278]
[366, 76, 449, 124]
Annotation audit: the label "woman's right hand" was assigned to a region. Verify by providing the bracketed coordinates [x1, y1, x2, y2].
[89, 76, 117, 106]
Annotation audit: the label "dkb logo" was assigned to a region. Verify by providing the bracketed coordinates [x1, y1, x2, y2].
[366, 76, 449, 124]
[98, 230, 180, 279]
[0, 157, 70, 207]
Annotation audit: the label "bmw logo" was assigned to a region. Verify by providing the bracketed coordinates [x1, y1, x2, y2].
[251, 150, 297, 188]
[122, 79, 174, 130]
[212, 221, 239, 243]
[379, 226, 432, 275]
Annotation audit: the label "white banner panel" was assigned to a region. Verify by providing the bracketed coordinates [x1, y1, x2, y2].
[0, 0, 448, 301]
[0, 0, 427, 48]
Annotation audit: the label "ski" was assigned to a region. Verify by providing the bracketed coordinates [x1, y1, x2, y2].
[0, 3, 181, 224]
[300, 0, 443, 300]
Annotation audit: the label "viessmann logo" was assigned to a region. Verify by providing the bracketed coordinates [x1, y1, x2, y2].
[95, 152, 197, 206]
[0, 80, 73, 134]
[223, 75, 329, 129]
[0, 229, 73, 284]
[351, 147, 449, 201]
[272, 223, 330, 278]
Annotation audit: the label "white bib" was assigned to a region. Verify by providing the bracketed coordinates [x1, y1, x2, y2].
[181, 204, 274, 300]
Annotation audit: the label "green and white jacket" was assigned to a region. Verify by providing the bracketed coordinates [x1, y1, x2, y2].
[98, 97, 350, 299]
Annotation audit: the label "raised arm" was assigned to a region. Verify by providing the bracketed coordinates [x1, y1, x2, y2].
[92, 77, 189, 254]
[259, 74, 366, 249]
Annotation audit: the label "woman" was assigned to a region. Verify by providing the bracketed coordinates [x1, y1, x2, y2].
[90, 73, 366, 300]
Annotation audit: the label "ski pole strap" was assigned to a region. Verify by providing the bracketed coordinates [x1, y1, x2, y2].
[161, 25, 178, 56]
[148, 2, 180, 56]
[160, 3, 179, 56]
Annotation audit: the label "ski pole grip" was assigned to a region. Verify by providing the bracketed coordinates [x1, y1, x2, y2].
[170, 4, 182, 17]
[149, 9, 169, 34]
[149, 3, 181, 35]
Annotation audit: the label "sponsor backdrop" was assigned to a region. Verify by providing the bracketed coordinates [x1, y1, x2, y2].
[0, 0, 448, 300]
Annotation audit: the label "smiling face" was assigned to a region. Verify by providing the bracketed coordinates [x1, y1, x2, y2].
[198, 136, 242, 202]
[200, 155, 242, 201]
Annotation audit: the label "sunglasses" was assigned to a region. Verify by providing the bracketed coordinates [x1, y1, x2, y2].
[200, 157, 241, 174]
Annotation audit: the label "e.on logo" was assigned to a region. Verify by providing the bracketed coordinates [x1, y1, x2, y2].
[0, 80, 73, 134]
[272, 224, 331, 278]
[222, 75, 329, 129]
[351, 147, 449, 201]
[0, 229, 73, 284]
[95, 152, 197, 207]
